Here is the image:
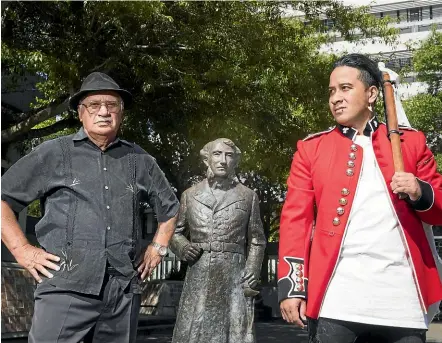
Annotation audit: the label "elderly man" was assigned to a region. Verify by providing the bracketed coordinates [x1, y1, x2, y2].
[170, 138, 266, 343]
[1, 72, 179, 343]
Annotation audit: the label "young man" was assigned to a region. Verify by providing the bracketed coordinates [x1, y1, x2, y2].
[1, 72, 179, 343]
[278, 54, 442, 343]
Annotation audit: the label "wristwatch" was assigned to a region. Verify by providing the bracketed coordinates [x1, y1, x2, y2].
[151, 242, 168, 257]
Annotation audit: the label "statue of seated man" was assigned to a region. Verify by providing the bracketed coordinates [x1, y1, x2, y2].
[170, 138, 267, 343]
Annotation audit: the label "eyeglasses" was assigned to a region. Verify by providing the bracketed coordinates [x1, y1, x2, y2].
[80, 101, 121, 114]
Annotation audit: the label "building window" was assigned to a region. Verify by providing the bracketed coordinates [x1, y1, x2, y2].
[433, 5, 442, 18]
[398, 9, 406, 23]
[409, 7, 422, 22]
[423, 6, 431, 20]
[385, 57, 412, 71]
[418, 24, 431, 32]
[383, 10, 400, 23]
[399, 58, 412, 68]
[322, 19, 334, 32]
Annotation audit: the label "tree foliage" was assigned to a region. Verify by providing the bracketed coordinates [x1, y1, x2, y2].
[2, 1, 398, 249]
[2, 1, 396, 190]
[403, 29, 442, 172]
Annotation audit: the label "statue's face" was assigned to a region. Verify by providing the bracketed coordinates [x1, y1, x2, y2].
[205, 142, 236, 178]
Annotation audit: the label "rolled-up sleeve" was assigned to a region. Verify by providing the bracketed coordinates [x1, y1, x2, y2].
[146, 157, 179, 223]
[1, 143, 50, 213]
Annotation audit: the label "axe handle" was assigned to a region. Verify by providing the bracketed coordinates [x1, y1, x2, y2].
[383, 72, 405, 172]
[383, 72, 406, 199]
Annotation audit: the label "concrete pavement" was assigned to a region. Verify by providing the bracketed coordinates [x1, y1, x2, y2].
[428, 322, 442, 343]
[135, 320, 310, 343]
[135, 320, 442, 343]
[3, 320, 441, 342]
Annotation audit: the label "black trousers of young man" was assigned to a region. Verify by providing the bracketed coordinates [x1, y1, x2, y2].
[28, 273, 141, 343]
[308, 317, 426, 343]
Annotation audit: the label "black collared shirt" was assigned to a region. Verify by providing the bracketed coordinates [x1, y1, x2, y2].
[1, 128, 179, 295]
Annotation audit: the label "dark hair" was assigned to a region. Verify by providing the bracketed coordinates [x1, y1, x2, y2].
[333, 53, 382, 89]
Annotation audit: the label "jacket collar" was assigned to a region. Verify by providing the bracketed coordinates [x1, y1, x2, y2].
[72, 127, 132, 147]
[337, 116, 380, 141]
[193, 179, 244, 212]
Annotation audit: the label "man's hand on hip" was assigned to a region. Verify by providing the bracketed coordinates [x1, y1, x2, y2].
[390, 172, 422, 201]
[14, 244, 60, 283]
[138, 245, 162, 280]
[280, 298, 307, 328]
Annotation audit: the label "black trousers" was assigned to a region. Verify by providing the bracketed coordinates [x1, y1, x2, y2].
[29, 274, 141, 343]
[309, 317, 426, 343]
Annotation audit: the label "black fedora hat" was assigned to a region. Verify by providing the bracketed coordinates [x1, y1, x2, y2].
[69, 72, 133, 110]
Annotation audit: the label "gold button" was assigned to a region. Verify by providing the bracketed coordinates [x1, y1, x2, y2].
[347, 161, 355, 168]
[339, 198, 348, 206]
[337, 207, 345, 215]
[350, 144, 358, 151]
[349, 153, 356, 160]
[346, 169, 354, 176]
[341, 188, 350, 196]
[333, 217, 340, 226]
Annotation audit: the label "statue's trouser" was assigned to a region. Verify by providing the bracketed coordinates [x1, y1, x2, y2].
[29, 274, 141, 343]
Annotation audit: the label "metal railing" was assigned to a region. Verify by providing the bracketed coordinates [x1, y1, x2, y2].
[147, 256, 182, 282]
[267, 255, 278, 286]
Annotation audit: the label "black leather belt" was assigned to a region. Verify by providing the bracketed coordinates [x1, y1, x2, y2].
[193, 241, 244, 255]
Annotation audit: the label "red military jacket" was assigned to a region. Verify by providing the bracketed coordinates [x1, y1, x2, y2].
[278, 117, 442, 319]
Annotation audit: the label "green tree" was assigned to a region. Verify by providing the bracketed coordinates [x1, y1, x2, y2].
[2, 2, 397, 256]
[403, 29, 442, 172]
[1, 1, 396, 190]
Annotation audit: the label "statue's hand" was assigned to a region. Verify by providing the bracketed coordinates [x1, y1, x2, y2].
[241, 271, 260, 297]
[183, 244, 203, 263]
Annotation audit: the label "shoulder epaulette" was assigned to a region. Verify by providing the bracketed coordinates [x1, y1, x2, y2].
[303, 126, 335, 141]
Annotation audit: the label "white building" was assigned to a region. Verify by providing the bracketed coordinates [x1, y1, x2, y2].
[321, 0, 442, 98]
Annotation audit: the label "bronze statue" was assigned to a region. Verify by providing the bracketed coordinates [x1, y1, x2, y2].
[170, 138, 266, 343]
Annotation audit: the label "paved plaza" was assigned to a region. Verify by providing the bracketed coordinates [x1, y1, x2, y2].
[136, 320, 309, 343]
[4, 320, 441, 342]
[135, 320, 442, 343]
